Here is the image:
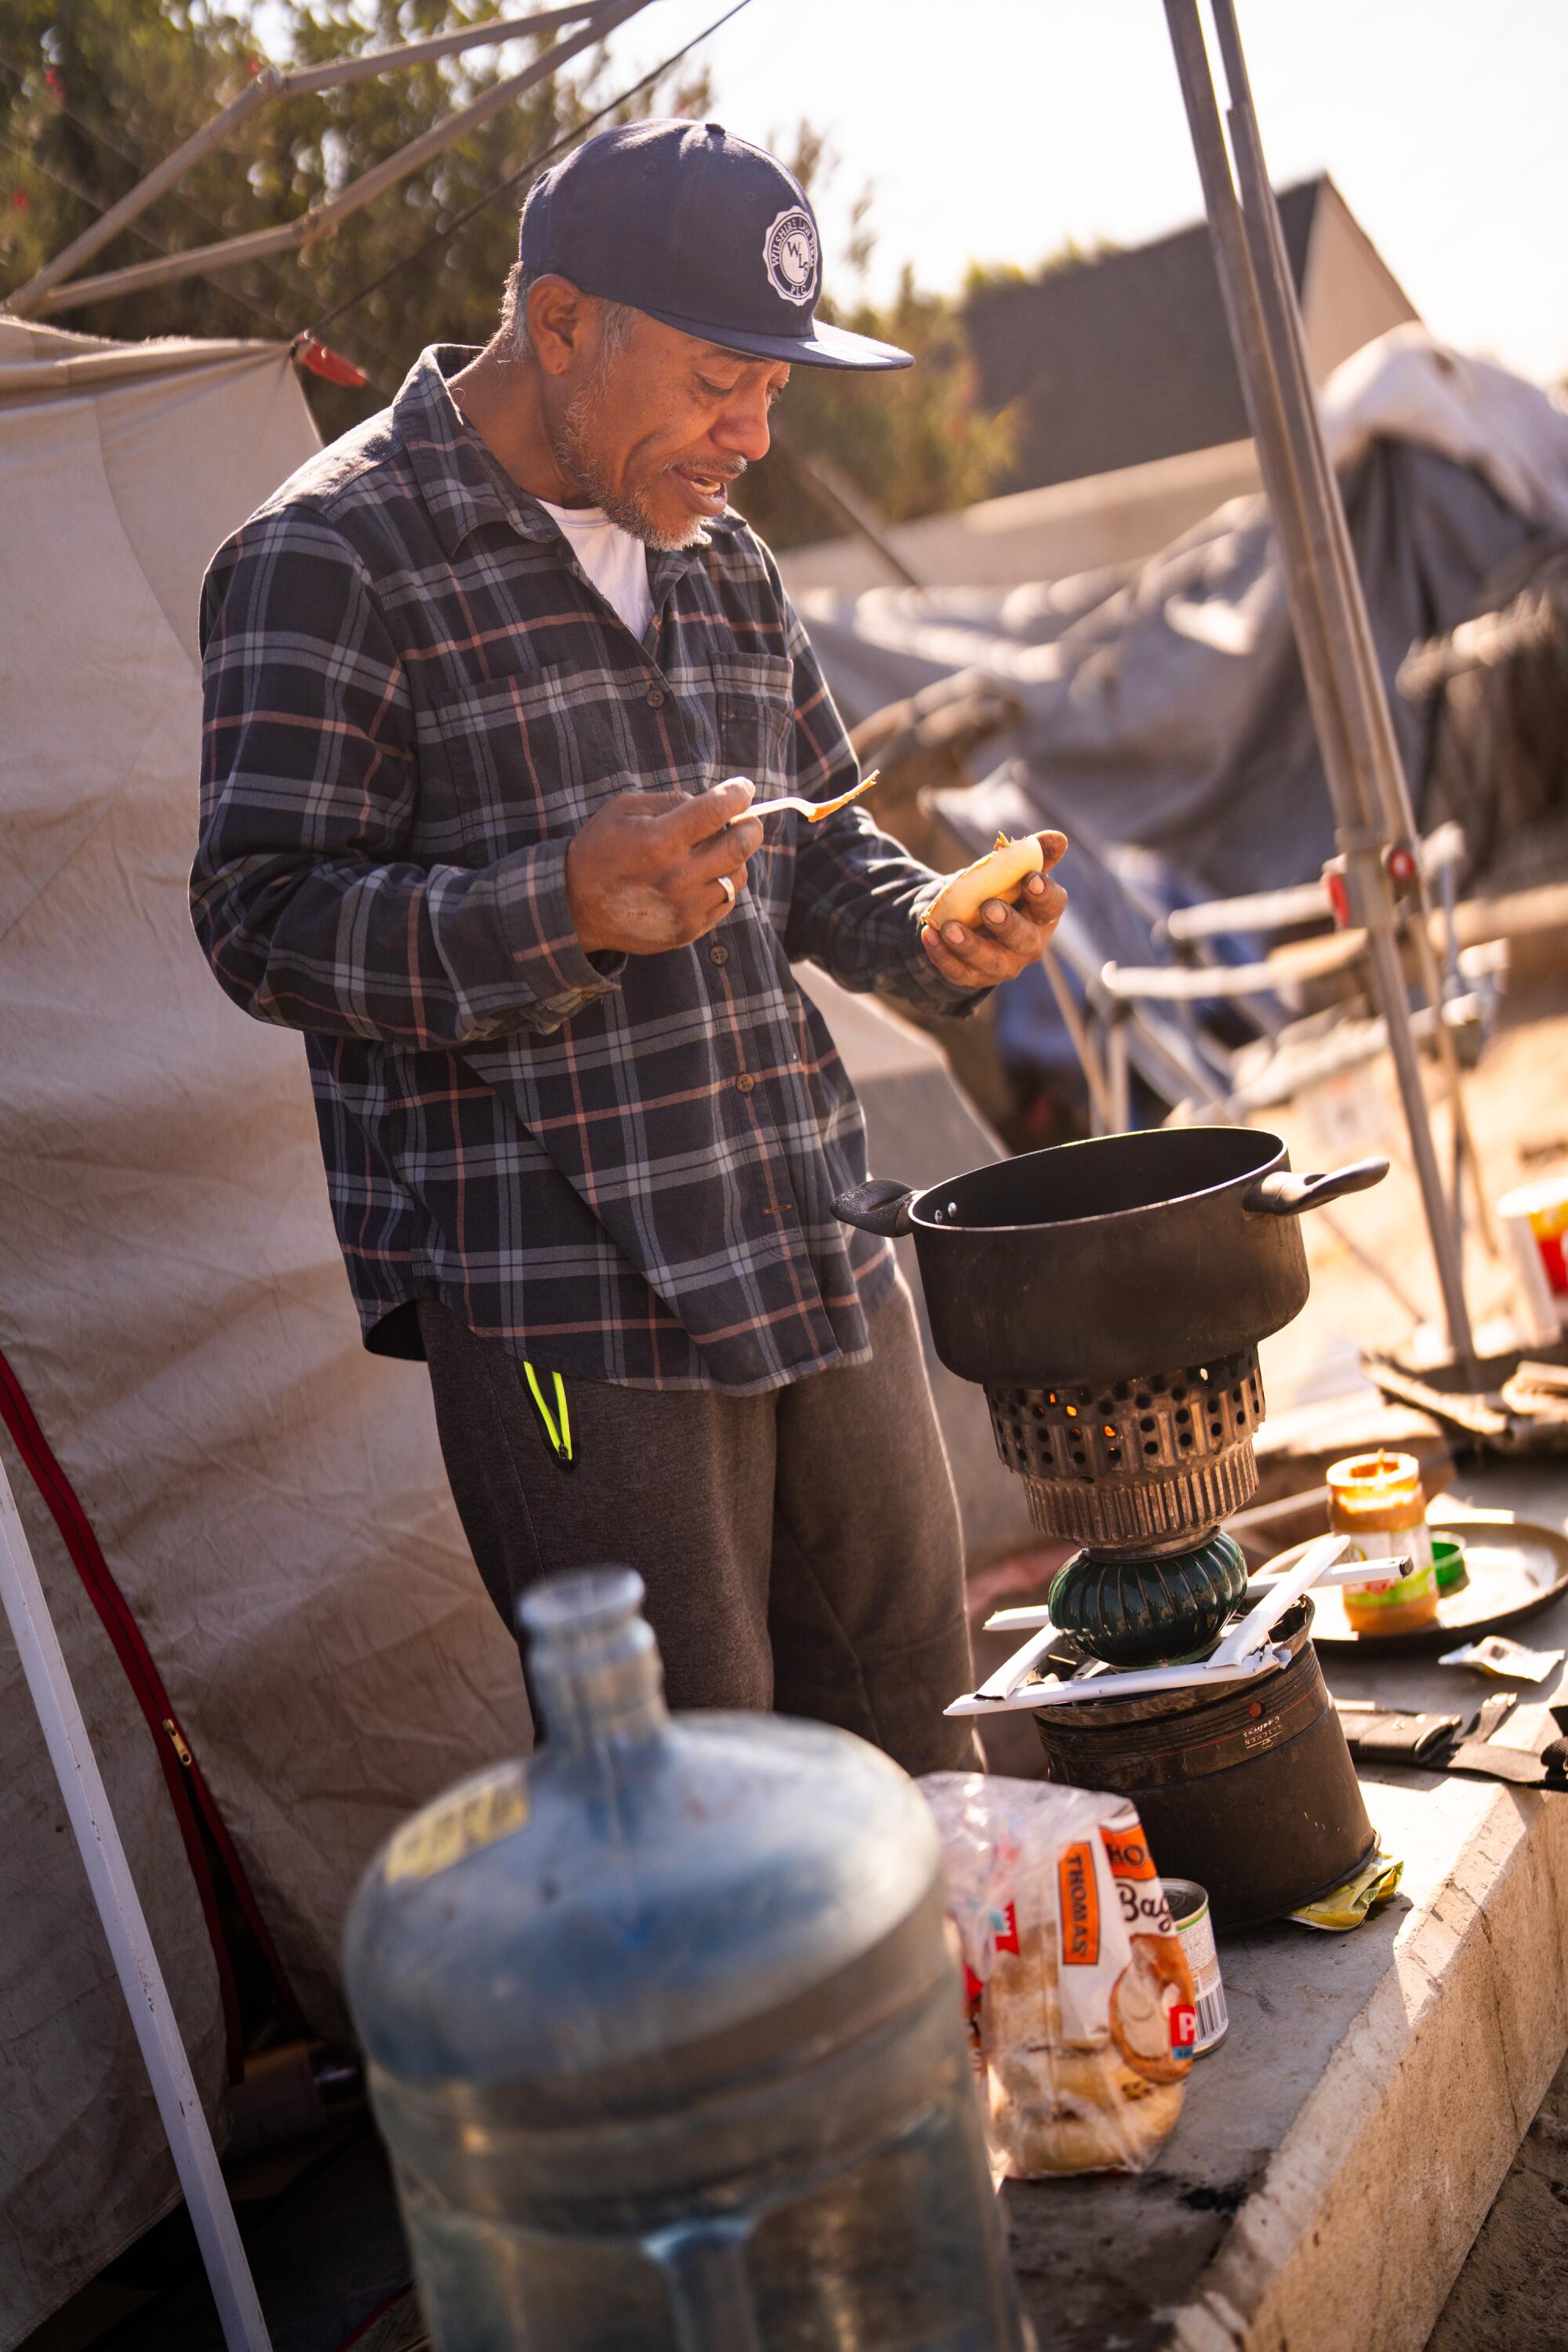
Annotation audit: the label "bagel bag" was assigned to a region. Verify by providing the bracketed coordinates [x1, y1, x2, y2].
[920, 1773, 1196, 2177]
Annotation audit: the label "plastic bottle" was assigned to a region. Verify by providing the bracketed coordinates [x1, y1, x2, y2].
[343, 1567, 1026, 2351]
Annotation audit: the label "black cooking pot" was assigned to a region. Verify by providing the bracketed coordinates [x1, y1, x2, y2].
[834, 1127, 1386, 1388]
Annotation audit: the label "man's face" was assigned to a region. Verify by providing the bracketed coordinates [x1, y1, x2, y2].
[548, 309, 789, 550]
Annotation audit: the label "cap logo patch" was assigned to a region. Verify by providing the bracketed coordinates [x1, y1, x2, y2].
[763, 207, 818, 307]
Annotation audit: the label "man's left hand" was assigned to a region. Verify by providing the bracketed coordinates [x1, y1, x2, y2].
[920, 831, 1069, 990]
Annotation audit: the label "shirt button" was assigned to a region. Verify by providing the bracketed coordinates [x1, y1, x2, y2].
[645, 686, 666, 708]
[709, 944, 728, 967]
[735, 1072, 755, 1094]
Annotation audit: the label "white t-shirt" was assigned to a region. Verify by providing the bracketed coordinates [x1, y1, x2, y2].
[538, 498, 653, 642]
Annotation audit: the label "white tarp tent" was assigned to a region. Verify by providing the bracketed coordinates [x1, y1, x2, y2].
[0, 316, 1029, 2343]
[0, 317, 526, 2344]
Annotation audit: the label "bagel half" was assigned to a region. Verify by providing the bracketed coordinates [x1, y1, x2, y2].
[989, 2042, 1185, 2176]
[1108, 1933, 1195, 2087]
[927, 833, 1046, 931]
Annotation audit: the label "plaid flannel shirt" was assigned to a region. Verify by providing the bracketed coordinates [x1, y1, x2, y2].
[194, 345, 975, 1392]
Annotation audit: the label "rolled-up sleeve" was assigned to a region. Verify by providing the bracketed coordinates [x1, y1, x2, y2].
[192, 507, 622, 1047]
[775, 586, 987, 1019]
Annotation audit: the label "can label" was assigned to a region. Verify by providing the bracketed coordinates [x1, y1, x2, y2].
[1530, 1197, 1568, 1296]
[1345, 1555, 1437, 1608]
[1500, 1180, 1568, 1332]
[1163, 1878, 1229, 2054]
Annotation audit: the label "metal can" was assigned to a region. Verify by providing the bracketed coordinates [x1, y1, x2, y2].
[1499, 1176, 1568, 1339]
[1161, 1877, 1229, 2055]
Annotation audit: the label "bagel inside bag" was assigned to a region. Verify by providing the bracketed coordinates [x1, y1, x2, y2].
[920, 1773, 1196, 2177]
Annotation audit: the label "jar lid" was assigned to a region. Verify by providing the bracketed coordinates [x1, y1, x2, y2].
[1326, 1448, 1420, 1499]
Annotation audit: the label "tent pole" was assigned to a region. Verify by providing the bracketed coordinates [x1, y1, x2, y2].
[1162, 0, 1476, 1371]
[1040, 944, 1117, 1134]
[1213, 0, 1495, 1270]
[1210, 0, 1497, 1261]
[770, 425, 925, 590]
[3, 73, 281, 318]
[0, 1457, 272, 2352]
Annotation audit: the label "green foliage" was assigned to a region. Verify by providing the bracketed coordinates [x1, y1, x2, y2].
[964, 234, 1122, 296]
[0, 1, 709, 437]
[730, 267, 1018, 550]
[0, 0, 280, 344]
[729, 125, 1016, 550]
[0, 6, 1016, 536]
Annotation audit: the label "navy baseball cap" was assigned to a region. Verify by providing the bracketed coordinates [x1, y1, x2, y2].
[518, 119, 912, 372]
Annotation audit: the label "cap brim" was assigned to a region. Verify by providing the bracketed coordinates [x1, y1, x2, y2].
[635, 301, 913, 372]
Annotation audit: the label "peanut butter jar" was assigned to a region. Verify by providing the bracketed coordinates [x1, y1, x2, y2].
[1327, 1450, 1438, 1635]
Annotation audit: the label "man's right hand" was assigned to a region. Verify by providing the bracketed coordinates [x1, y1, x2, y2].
[566, 778, 764, 956]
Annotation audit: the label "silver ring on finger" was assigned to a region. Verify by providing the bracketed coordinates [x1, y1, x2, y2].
[717, 873, 736, 911]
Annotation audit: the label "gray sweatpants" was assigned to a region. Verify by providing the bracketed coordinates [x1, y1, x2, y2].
[417, 1270, 975, 1776]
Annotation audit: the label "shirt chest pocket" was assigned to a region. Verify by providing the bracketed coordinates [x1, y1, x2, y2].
[714, 651, 793, 795]
[412, 662, 632, 858]
[710, 652, 796, 917]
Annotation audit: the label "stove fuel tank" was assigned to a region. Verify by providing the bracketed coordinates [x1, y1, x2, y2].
[1029, 1601, 1374, 1929]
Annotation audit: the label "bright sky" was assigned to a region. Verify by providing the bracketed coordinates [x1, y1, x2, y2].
[605, 0, 1568, 386]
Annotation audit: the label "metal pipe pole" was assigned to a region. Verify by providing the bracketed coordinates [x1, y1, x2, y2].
[21, 0, 648, 318]
[0, 1456, 271, 2350]
[1040, 944, 1117, 1134]
[1210, 0, 1497, 1257]
[3, 5, 601, 318]
[5, 73, 283, 318]
[1162, 16, 1367, 827]
[283, 3, 601, 98]
[1162, 0, 1475, 1367]
[769, 425, 925, 592]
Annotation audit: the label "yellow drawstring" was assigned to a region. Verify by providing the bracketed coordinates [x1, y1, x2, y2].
[523, 1361, 572, 1465]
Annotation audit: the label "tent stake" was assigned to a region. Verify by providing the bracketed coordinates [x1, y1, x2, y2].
[0, 1456, 271, 2351]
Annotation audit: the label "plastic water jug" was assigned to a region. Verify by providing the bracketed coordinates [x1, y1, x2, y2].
[343, 1567, 1026, 2350]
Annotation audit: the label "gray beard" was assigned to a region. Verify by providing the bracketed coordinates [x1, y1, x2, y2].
[550, 379, 713, 553]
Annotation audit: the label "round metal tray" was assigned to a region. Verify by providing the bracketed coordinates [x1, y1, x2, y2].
[1276, 1509, 1568, 1656]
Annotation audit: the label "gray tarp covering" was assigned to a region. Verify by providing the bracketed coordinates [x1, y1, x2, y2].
[797, 332, 1568, 1003]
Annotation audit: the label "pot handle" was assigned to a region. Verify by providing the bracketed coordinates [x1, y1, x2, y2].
[1243, 1156, 1389, 1218]
[833, 1178, 917, 1238]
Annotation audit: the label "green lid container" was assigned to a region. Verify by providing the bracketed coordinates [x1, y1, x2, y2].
[1432, 1534, 1470, 1595]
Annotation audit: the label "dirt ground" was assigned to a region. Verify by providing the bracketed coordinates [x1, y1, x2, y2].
[1426, 2042, 1568, 2350]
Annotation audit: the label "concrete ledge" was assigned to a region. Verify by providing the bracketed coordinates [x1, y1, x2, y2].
[1172, 1776, 1568, 2351]
[1006, 1463, 1568, 2352]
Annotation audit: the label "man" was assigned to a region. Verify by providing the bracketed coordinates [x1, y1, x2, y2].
[194, 121, 1065, 1774]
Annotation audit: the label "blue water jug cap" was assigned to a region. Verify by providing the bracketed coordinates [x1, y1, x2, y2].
[518, 1565, 644, 1636]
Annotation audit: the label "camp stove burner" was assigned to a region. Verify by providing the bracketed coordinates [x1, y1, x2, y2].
[832, 1133, 1392, 1915]
[1046, 1530, 1250, 1670]
[986, 1346, 1265, 1553]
